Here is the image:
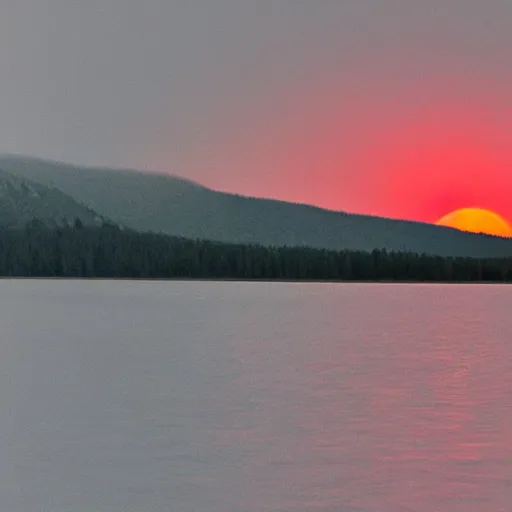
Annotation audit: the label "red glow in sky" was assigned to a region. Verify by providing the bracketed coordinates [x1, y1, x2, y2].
[362, 97, 512, 225]
[147, 73, 512, 230]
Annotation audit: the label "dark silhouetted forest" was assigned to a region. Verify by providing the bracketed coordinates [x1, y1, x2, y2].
[0, 220, 511, 282]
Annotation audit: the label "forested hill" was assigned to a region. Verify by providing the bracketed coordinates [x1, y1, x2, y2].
[1, 222, 511, 282]
[2, 155, 512, 259]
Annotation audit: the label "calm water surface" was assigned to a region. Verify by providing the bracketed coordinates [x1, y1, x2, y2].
[0, 280, 511, 511]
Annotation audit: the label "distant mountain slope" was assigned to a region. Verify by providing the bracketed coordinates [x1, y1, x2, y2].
[1, 154, 512, 258]
[0, 167, 106, 228]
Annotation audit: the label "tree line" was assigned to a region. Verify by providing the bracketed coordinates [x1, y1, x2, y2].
[0, 219, 510, 282]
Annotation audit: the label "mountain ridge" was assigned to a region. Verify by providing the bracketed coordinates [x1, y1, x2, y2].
[0, 166, 109, 229]
[0, 154, 511, 258]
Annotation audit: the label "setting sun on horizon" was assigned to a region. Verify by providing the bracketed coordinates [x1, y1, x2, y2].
[436, 208, 512, 238]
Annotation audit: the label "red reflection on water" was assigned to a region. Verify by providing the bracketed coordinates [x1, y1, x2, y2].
[196, 286, 512, 512]
[362, 312, 500, 511]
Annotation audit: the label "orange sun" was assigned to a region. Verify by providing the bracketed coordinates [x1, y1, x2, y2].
[436, 208, 512, 238]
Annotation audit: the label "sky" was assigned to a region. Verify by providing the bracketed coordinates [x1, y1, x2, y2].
[2, 1, 512, 223]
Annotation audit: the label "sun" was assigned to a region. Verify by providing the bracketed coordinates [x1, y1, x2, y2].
[436, 208, 512, 238]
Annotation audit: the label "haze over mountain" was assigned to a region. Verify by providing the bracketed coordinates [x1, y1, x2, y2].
[3, 2, 512, 224]
[1, 155, 512, 259]
[0, 166, 106, 229]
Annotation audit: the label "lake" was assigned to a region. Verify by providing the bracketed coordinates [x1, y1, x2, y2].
[0, 280, 510, 511]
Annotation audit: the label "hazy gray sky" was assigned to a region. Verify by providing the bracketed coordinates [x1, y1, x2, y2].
[2, 1, 512, 218]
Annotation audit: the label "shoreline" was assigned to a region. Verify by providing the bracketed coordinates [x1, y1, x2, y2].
[0, 277, 509, 285]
